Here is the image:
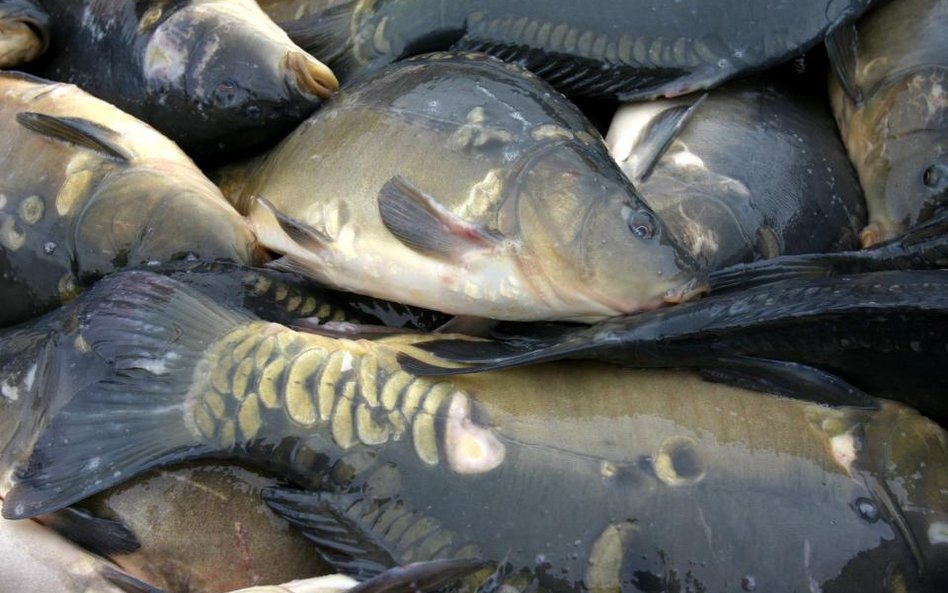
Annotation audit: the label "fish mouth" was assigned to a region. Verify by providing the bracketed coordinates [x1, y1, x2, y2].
[662, 275, 710, 305]
[0, 20, 47, 66]
[285, 51, 339, 100]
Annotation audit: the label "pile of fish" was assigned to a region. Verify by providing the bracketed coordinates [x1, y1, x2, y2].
[0, 0, 945, 592]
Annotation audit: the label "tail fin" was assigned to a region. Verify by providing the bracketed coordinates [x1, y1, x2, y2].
[2, 271, 253, 519]
[279, 2, 363, 83]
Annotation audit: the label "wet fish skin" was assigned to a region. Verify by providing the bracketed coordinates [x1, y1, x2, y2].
[401, 270, 948, 424]
[0, 0, 48, 68]
[606, 77, 866, 271]
[243, 52, 703, 322]
[26, 0, 337, 159]
[828, 0, 948, 246]
[0, 71, 259, 327]
[284, 0, 879, 100]
[4, 270, 946, 593]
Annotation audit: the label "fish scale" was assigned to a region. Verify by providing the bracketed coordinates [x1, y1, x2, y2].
[189, 323, 461, 468]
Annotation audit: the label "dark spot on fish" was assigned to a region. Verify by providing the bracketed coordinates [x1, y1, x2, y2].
[923, 163, 947, 191]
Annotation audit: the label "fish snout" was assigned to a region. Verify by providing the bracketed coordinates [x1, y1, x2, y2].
[662, 275, 710, 305]
[285, 50, 339, 100]
[0, 18, 47, 67]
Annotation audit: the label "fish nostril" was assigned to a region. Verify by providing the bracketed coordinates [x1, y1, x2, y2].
[286, 51, 338, 100]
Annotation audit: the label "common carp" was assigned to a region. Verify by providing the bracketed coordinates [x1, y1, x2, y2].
[400, 270, 948, 424]
[282, 0, 880, 100]
[0, 71, 260, 327]
[606, 77, 866, 270]
[240, 52, 704, 322]
[3, 270, 946, 592]
[828, 0, 948, 246]
[25, 0, 338, 159]
[0, 0, 47, 68]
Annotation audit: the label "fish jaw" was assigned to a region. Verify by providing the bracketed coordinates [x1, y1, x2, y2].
[286, 51, 338, 100]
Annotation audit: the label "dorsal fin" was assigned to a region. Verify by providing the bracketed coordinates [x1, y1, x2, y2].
[825, 21, 864, 105]
[16, 112, 132, 161]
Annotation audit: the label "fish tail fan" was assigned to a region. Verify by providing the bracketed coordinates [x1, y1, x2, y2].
[1, 271, 254, 520]
[279, 2, 363, 82]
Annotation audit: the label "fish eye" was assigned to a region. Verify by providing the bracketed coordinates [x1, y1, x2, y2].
[922, 163, 947, 190]
[623, 206, 657, 239]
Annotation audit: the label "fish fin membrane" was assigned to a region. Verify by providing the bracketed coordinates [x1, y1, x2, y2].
[452, 37, 685, 100]
[378, 175, 502, 259]
[1, 271, 252, 519]
[709, 210, 948, 293]
[825, 21, 863, 105]
[349, 559, 488, 593]
[98, 565, 166, 593]
[620, 94, 707, 184]
[261, 487, 397, 579]
[39, 506, 140, 556]
[16, 112, 132, 161]
[396, 333, 585, 376]
[280, 2, 364, 82]
[701, 356, 879, 409]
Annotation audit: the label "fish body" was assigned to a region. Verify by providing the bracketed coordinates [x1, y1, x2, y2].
[0, 0, 48, 68]
[285, 0, 879, 100]
[606, 77, 866, 270]
[0, 71, 260, 326]
[259, 0, 343, 22]
[828, 0, 948, 245]
[3, 271, 947, 592]
[26, 0, 337, 159]
[402, 270, 948, 425]
[242, 52, 703, 322]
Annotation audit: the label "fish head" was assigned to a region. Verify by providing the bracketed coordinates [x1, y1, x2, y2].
[71, 165, 260, 281]
[0, 0, 49, 68]
[512, 144, 706, 319]
[839, 69, 948, 245]
[140, 0, 337, 157]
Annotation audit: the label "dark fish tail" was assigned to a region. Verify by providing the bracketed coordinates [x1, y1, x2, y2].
[1, 272, 253, 519]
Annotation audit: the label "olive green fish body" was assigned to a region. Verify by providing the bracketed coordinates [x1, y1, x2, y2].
[288, 0, 880, 100]
[828, 0, 948, 245]
[5, 271, 943, 592]
[607, 77, 867, 270]
[245, 52, 702, 322]
[28, 0, 338, 159]
[0, 72, 258, 326]
[0, 0, 48, 68]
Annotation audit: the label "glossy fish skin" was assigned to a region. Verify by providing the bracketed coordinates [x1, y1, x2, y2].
[3, 271, 946, 593]
[243, 52, 703, 322]
[606, 77, 866, 271]
[26, 0, 337, 159]
[0, 0, 48, 68]
[0, 71, 260, 327]
[828, 0, 948, 246]
[403, 271, 948, 425]
[285, 0, 879, 100]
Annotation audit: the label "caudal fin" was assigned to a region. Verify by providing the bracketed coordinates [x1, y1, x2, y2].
[2, 271, 252, 519]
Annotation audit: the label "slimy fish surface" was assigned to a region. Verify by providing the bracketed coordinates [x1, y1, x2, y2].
[0, 0, 48, 68]
[0, 71, 259, 326]
[4, 270, 947, 593]
[402, 270, 948, 425]
[24, 0, 338, 159]
[828, 0, 948, 245]
[607, 77, 866, 270]
[242, 52, 703, 322]
[283, 0, 880, 100]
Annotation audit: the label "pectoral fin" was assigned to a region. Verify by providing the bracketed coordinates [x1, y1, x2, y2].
[16, 112, 132, 161]
[261, 487, 397, 579]
[37, 506, 140, 556]
[348, 558, 488, 593]
[378, 175, 503, 261]
[98, 566, 166, 593]
[614, 95, 706, 184]
[826, 22, 864, 105]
